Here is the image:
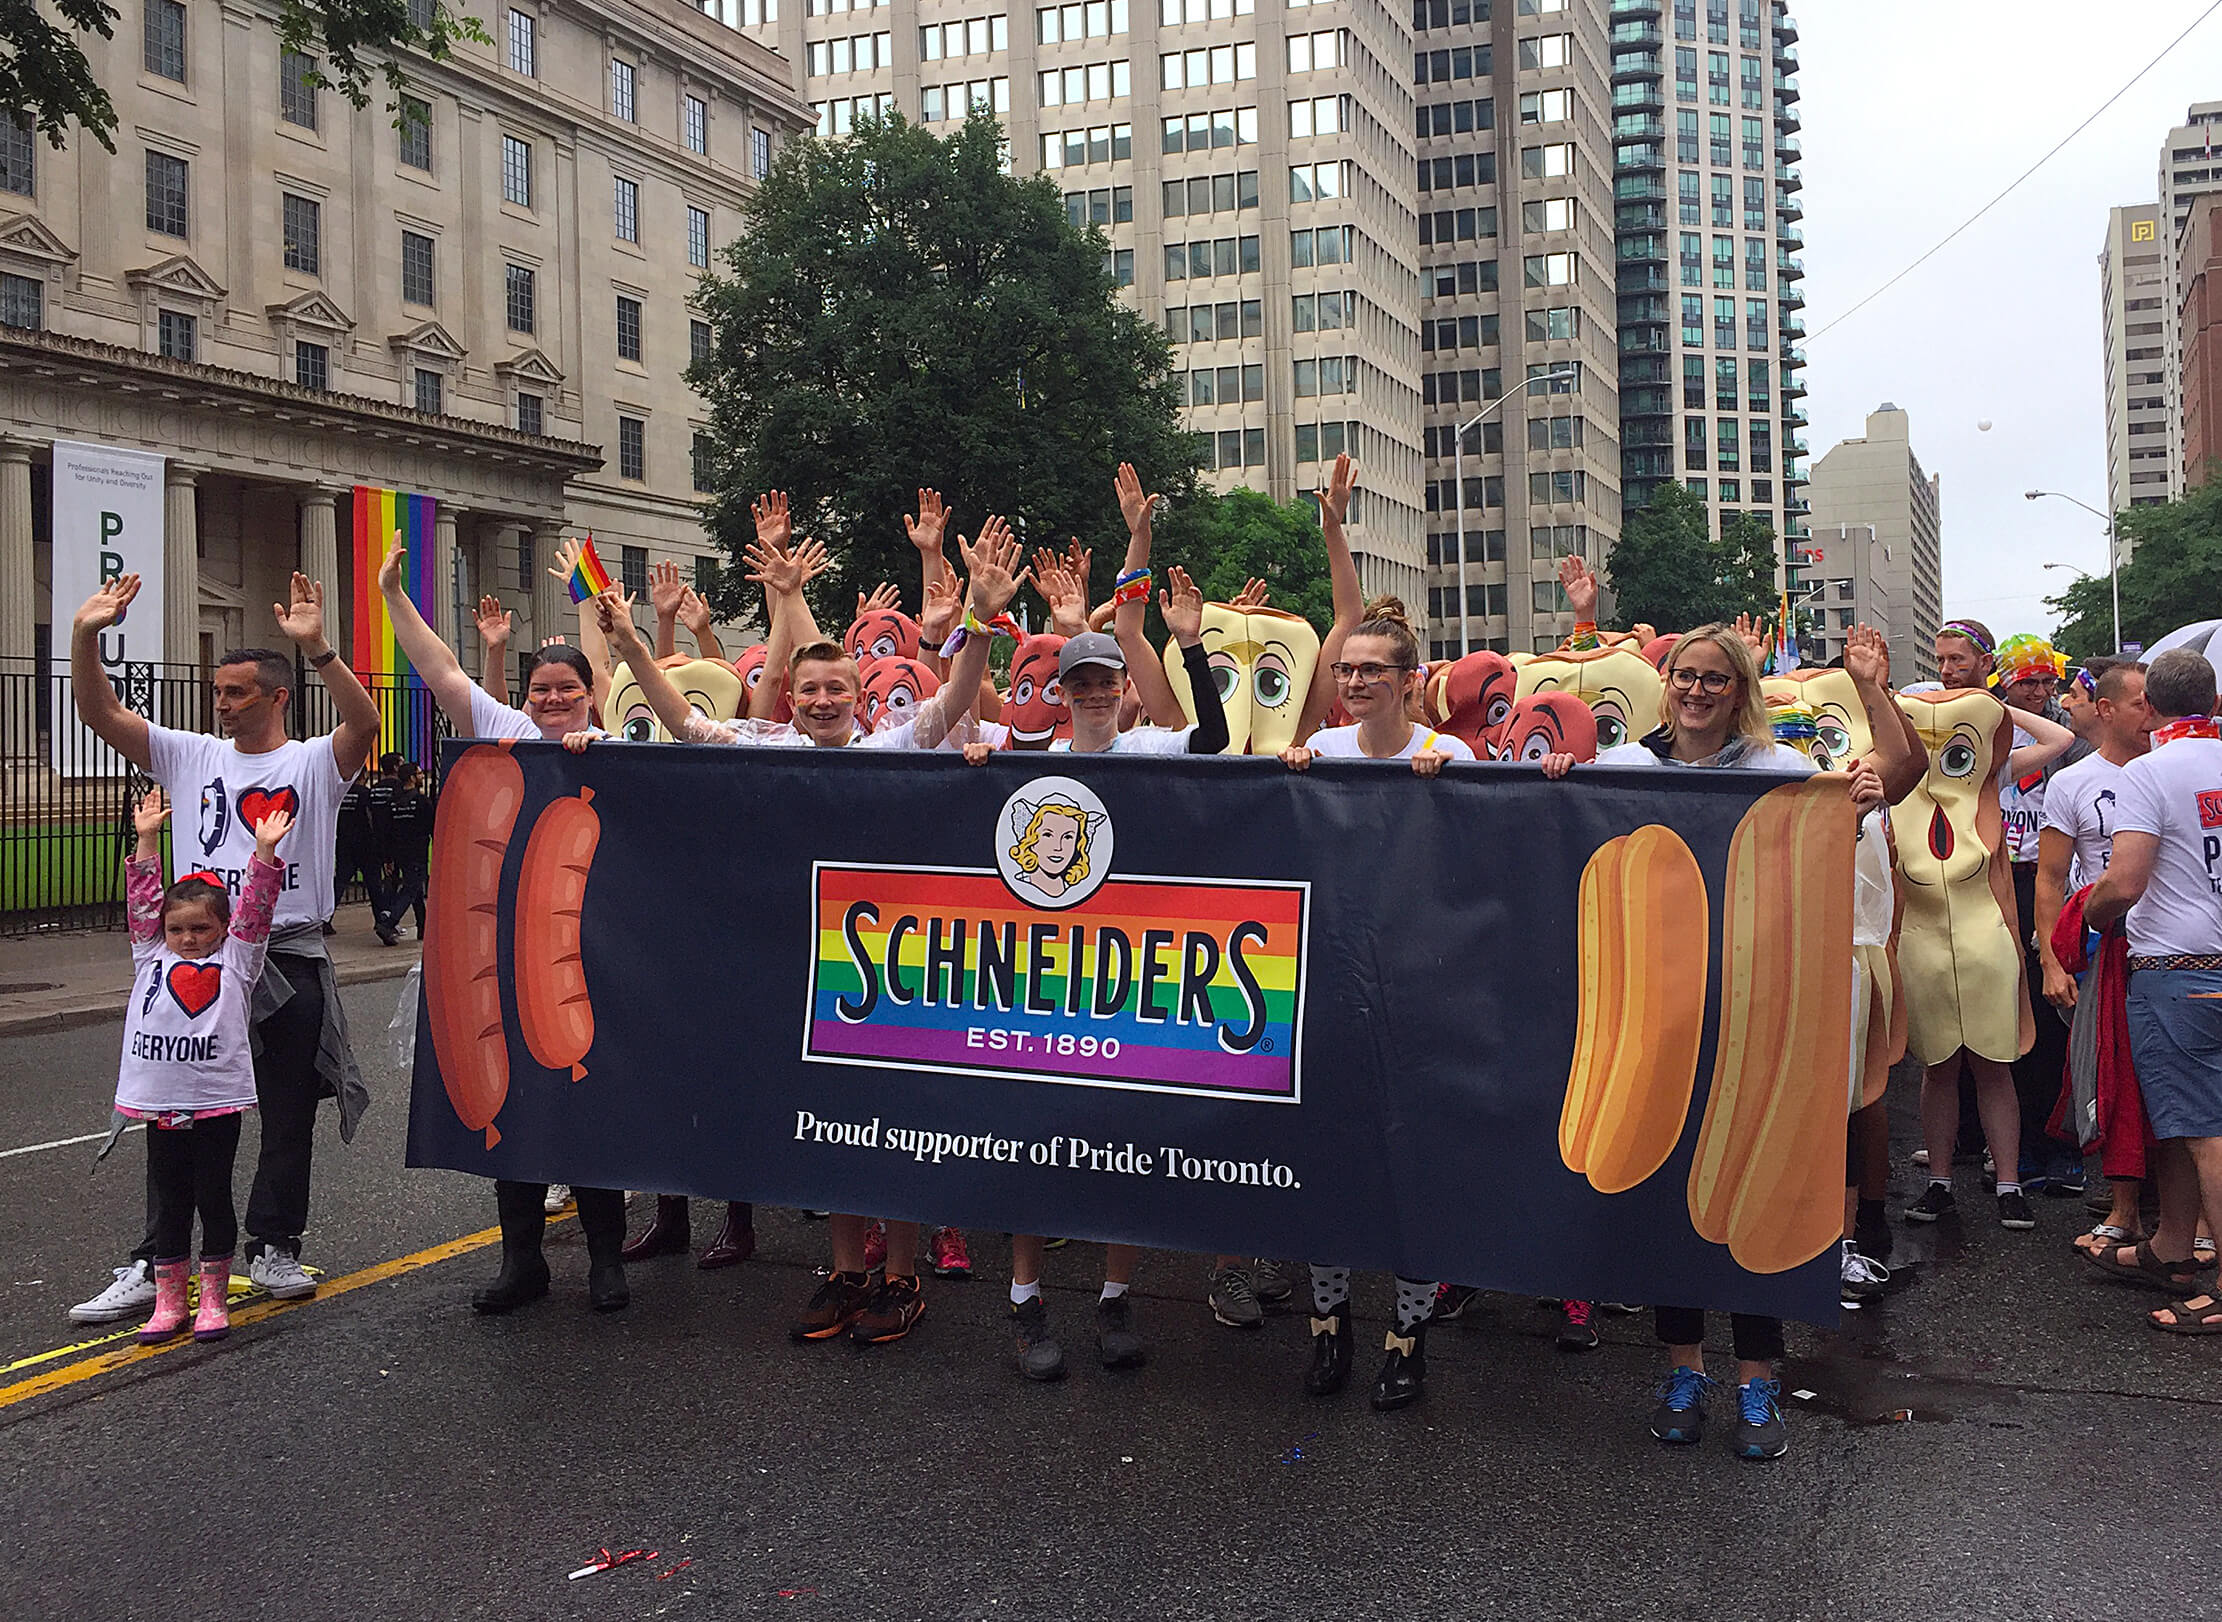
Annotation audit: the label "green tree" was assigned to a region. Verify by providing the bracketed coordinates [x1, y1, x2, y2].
[1153, 487, 1335, 632]
[1602, 483, 1778, 631]
[690, 109, 1201, 628]
[3, 0, 487, 151]
[2046, 481, 2222, 658]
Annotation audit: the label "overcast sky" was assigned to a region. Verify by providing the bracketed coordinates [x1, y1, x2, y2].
[1797, 0, 2219, 643]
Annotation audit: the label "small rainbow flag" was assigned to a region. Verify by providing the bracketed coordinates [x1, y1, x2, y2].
[350, 485, 438, 762]
[565, 535, 612, 604]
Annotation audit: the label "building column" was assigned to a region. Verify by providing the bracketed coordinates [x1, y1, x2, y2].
[298, 488, 341, 597]
[433, 505, 462, 645]
[0, 439, 33, 667]
[164, 463, 201, 671]
[529, 521, 567, 652]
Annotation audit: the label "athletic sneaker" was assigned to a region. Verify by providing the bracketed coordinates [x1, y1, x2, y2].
[851, 1273, 926, 1344]
[1997, 1190, 2037, 1231]
[249, 1248, 317, 1300]
[69, 1260, 155, 1324]
[1252, 1259, 1295, 1310]
[544, 1185, 572, 1214]
[1208, 1264, 1262, 1329]
[1096, 1294, 1147, 1370]
[1649, 1364, 1716, 1444]
[928, 1227, 972, 1279]
[1736, 1377, 1789, 1459]
[862, 1218, 888, 1273]
[1012, 1296, 1066, 1381]
[790, 1270, 873, 1342]
[1433, 1283, 1481, 1322]
[1838, 1241, 1890, 1309]
[1556, 1299, 1599, 1351]
[2045, 1163, 2087, 1198]
[1904, 1183, 1957, 1224]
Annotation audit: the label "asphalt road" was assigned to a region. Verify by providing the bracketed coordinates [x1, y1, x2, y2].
[1, 983, 2215, 1621]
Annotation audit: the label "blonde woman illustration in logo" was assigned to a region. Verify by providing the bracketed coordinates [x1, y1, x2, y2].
[1007, 797, 1105, 901]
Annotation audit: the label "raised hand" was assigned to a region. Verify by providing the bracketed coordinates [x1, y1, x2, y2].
[958, 517, 1027, 619]
[1844, 623, 1890, 687]
[592, 586, 644, 651]
[133, 785, 171, 841]
[1732, 611, 1771, 656]
[475, 595, 514, 651]
[251, 804, 294, 859]
[678, 586, 714, 636]
[272, 572, 327, 645]
[751, 490, 792, 554]
[377, 532, 408, 596]
[1033, 555, 1084, 638]
[649, 558, 687, 621]
[1115, 462, 1159, 534]
[545, 533, 585, 587]
[920, 571, 963, 645]
[904, 489, 950, 556]
[75, 575, 141, 633]
[1160, 564, 1204, 646]
[857, 582, 901, 619]
[539, 635, 567, 648]
[1321, 452, 1359, 526]
[743, 535, 830, 598]
[1230, 577, 1271, 611]
[1556, 555, 1598, 621]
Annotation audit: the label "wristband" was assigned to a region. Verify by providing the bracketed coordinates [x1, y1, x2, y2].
[1566, 621, 1599, 652]
[1111, 568, 1151, 608]
[309, 647, 339, 668]
[938, 606, 1023, 660]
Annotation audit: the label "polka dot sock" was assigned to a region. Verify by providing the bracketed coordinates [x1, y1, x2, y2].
[1394, 1277, 1438, 1335]
[1309, 1265, 1350, 1316]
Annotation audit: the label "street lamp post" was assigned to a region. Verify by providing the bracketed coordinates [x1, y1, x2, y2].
[1452, 368, 1580, 657]
[2024, 489, 2121, 653]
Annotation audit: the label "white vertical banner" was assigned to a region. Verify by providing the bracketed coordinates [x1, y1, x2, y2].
[48, 439, 166, 775]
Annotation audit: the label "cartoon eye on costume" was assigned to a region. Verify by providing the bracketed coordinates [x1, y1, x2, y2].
[1817, 721, 1851, 760]
[1043, 678, 1062, 706]
[1013, 676, 1035, 707]
[1486, 695, 1511, 730]
[1516, 730, 1555, 761]
[1940, 740, 1978, 779]
[870, 635, 899, 661]
[620, 705, 657, 743]
[1593, 707, 1629, 750]
[1253, 654, 1294, 709]
[1208, 653, 1243, 705]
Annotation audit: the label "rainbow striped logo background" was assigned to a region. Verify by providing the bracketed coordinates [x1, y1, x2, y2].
[350, 485, 438, 762]
[807, 864, 1307, 1101]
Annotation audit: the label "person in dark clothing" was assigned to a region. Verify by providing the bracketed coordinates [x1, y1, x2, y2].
[335, 760, 391, 937]
[377, 760, 433, 940]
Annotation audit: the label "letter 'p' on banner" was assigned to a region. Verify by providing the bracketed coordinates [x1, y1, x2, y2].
[407, 742, 1859, 1323]
[48, 440, 166, 774]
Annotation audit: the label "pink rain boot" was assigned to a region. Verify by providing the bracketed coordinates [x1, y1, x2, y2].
[138, 1259, 190, 1344]
[192, 1258, 231, 1342]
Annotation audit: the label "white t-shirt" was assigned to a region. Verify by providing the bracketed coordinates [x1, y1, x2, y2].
[1307, 723, 1476, 762]
[2041, 751, 2131, 892]
[2113, 736, 2222, 958]
[147, 725, 347, 932]
[116, 856, 277, 1115]
[1997, 725, 2047, 863]
[1596, 739, 1819, 776]
[466, 685, 547, 743]
[1051, 726, 1197, 755]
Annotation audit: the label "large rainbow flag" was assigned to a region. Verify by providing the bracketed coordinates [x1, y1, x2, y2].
[350, 486, 439, 763]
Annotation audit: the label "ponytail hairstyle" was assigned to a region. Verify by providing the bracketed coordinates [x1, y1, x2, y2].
[1349, 595, 1421, 668]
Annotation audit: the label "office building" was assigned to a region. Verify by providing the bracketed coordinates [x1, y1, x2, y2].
[2156, 101, 2222, 503]
[0, 0, 809, 679]
[1803, 402, 1940, 684]
[2098, 202, 2170, 520]
[2182, 193, 2220, 490]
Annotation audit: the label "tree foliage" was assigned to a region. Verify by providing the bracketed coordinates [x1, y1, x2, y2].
[2046, 480, 2222, 659]
[1154, 488, 1336, 632]
[690, 110, 1201, 627]
[1602, 483, 1779, 632]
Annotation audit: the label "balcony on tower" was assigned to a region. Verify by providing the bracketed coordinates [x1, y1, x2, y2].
[1613, 80, 1666, 114]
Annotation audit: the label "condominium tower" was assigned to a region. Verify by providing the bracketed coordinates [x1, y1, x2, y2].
[2098, 202, 2170, 521]
[2157, 102, 2222, 502]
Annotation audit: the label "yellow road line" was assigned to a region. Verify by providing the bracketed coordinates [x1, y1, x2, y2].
[0, 1218, 558, 1412]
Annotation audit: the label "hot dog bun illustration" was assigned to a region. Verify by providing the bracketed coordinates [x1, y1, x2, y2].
[424, 743, 524, 1147]
[1560, 825, 1709, 1193]
[515, 785, 601, 1080]
[1686, 779, 1855, 1273]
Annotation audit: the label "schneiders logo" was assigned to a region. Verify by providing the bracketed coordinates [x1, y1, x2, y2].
[803, 775, 1308, 1102]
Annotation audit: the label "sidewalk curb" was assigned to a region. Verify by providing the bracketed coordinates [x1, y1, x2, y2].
[0, 955, 420, 1040]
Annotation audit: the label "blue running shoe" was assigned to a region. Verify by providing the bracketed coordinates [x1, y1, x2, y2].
[1649, 1364, 1716, 1444]
[1736, 1377, 1788, 1460]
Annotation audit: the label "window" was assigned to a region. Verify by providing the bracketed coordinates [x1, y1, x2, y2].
[399, 96, 432, 170]
[282, 192, 320, 274]
[503, 134, 532, 206]
[1521, 252, 1575, 287]
[0, 113, 30, 198]
[620, 545, 649, 596]
[507, 8, 535, 74]
[692, 432, 714, 492]
[280, 51, 318, 129]
[1684, 417, 1707, 469]
[1519, 33, 1569, 69]
[619, 416, 645, 480]
[145, 151, 188, 236]
[1679, 230, 1702, 285]
[1713, 294, 1735, 346]
[1743, 176, 1766, 230]
[1711, 173, 1732, 227]
[1524, 305, 1578, 342]
[610, 58, 636, 121]
[1675, 108, 1698, 165]
[1048, 0, 1132, 38]
[1522, 198, 1574, 232]
[1746, 295, 1768, 347]
[1039, 60, 1131, 105]
[614, 176, 639, 242]
[295, 340, 328, 390]
[685, 95, 708, 156]
[1744, 235, 1767, 289]
[690, 318, 712, 366]
[415, 367, 442, 413]
[1716, 416, 1739, 470]
[1675, 45, 1697, 101]
[1520, 143, 1572, 178]
[506, 263, 534, 333]
[1526, 415, 1583, 451]
[695, 554, 721, 598]
[1158, 41, 1257, 88]
[516, 391, 543, 435]
[1, 272, 44, 330]
[157, 309, 195, 359]
[752, 128, 773, 179]
[1518, 89, 1569, 124]
[1678, 170, 1700, 225]
[1747, 359, 1769, 410]
[1714, 356, 1737, 410]
[401, 230, 435, 304]
[145, 0, 186, 81]
[616, 295, 643, 361]
[1288, 28, 1342, 71]
[679, 204, 709, 268]
[1680, 294, 1703, 346]
[407, 0, 434, 28]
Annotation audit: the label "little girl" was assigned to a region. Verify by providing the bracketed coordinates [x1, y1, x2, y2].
[120, 787, 290, 1344]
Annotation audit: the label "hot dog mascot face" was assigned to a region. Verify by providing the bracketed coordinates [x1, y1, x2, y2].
[1514, 647, 1665, 755]
[860, 656, 940, 732]
[844, 608, 921, 666]
[608, 656, 746, 743]
[731, 643, 793, 724]
[1761, 668, 1872, 771]
[1163, 603, 1322, 756]
[1888, 689, 2030, 1065]
[1003, 633, 1070, 749]
[1423, 649, 1516, 755]
[1497, 690, 1598, 763]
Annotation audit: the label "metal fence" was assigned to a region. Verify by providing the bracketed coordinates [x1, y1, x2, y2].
[0, 655, 452, 937]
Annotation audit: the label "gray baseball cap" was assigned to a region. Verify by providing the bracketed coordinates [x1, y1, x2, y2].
[1058, 631, 1127, 677]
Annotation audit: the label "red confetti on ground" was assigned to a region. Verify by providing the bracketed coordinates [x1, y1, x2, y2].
[657, 1560, 695, 1583]
[778, 1588, 820, 1599]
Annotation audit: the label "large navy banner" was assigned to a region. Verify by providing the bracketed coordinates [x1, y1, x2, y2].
[406, 739, 1857, 1322]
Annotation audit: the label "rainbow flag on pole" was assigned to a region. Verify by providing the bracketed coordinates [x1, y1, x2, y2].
[350, 486, 438, 762]
[565, 535, 612, 604]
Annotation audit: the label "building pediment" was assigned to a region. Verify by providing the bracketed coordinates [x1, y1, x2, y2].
[267, 289, 354, 334]
[124, 254, 226, 302]
[0, 212, 76, 267]
[388, 320, 467, 363]
[493, 346, 565, 387]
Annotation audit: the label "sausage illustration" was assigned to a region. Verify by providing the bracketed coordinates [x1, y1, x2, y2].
[514, 786, 600, 1080]
[1686, 779, 1855, 1273]
[1559, 824, 1709, 1193]
[423, 744, 525, 1147]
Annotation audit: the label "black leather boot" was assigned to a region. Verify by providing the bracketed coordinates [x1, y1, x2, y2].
[620, 1194, 691, 1262]
[697, 1201, 756, 1269]
[1305, 1302, 1353, 1396]
[1370, 1322, 1429, 1411]
[472, 1180, 552, 1314]
[576, 1186, 630, 1312]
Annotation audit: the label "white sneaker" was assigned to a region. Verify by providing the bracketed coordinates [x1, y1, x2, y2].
[544, 1184, 573, 1215]
[249, 1249, 318, 1300]
[1838, 1241, 1890, 1309]
[69, 1259, 157, 1324]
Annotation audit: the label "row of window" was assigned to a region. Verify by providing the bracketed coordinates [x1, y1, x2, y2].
[1428, 470, 1587, 510]
[1680, 478, 1778, 506]
[1044, 1, 1130, 40]
[1677, 294, 1775, 349]
[1413, 0, 1489, 27]
[1038, 122, 1135, 167]
[1289, 160, 1350, 202]
[1419, 207, 1496, 247]
[1421, 313, 1499, 352]
[1293, 289, 1356, 330]
[1188, 363, 1264, 405]
[1416, 98, 1493, 138]
[926, 14, 1009, 57]
[1164, 106, 1257, 151]
[1062, 186, 1137, 227]
[1158, 43, 1259, 88]
[921, 80, 1010, 121]
[1040, 61, 1132, 105]
[806, 32, 893, 75]
[1416, 152, 1495, 193]
[1166, 234, 1262, 279]
[1161, 169, 1261, 216]
[1414, 43, 1490, 82]
[1682, 416, 1774, 472]
[1287, 29, 1344, 72]
[1675, 172, 1771, 229]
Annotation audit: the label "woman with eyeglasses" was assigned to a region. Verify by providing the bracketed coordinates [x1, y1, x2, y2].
[1542, 624, 1886, 1459]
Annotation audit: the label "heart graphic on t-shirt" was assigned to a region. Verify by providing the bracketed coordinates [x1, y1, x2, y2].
[166, 961, 223, 1019]
[236, 786, 299, 832]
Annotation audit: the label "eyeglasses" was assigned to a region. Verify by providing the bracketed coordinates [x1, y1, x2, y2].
[1666, 667, 1735, 695]
[1329, 661, 1409, 684]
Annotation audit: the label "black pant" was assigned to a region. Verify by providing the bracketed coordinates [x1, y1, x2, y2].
[377, 850, 427, 936]
[495, 1180, 626, 1257]
[1653, 1306, 1785, 1362]
[244, 952, 326, 1258]
[335, 840, 390, 921]
[146, 1113, 243, 1259]
[2010, 860, 2072, 1164]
